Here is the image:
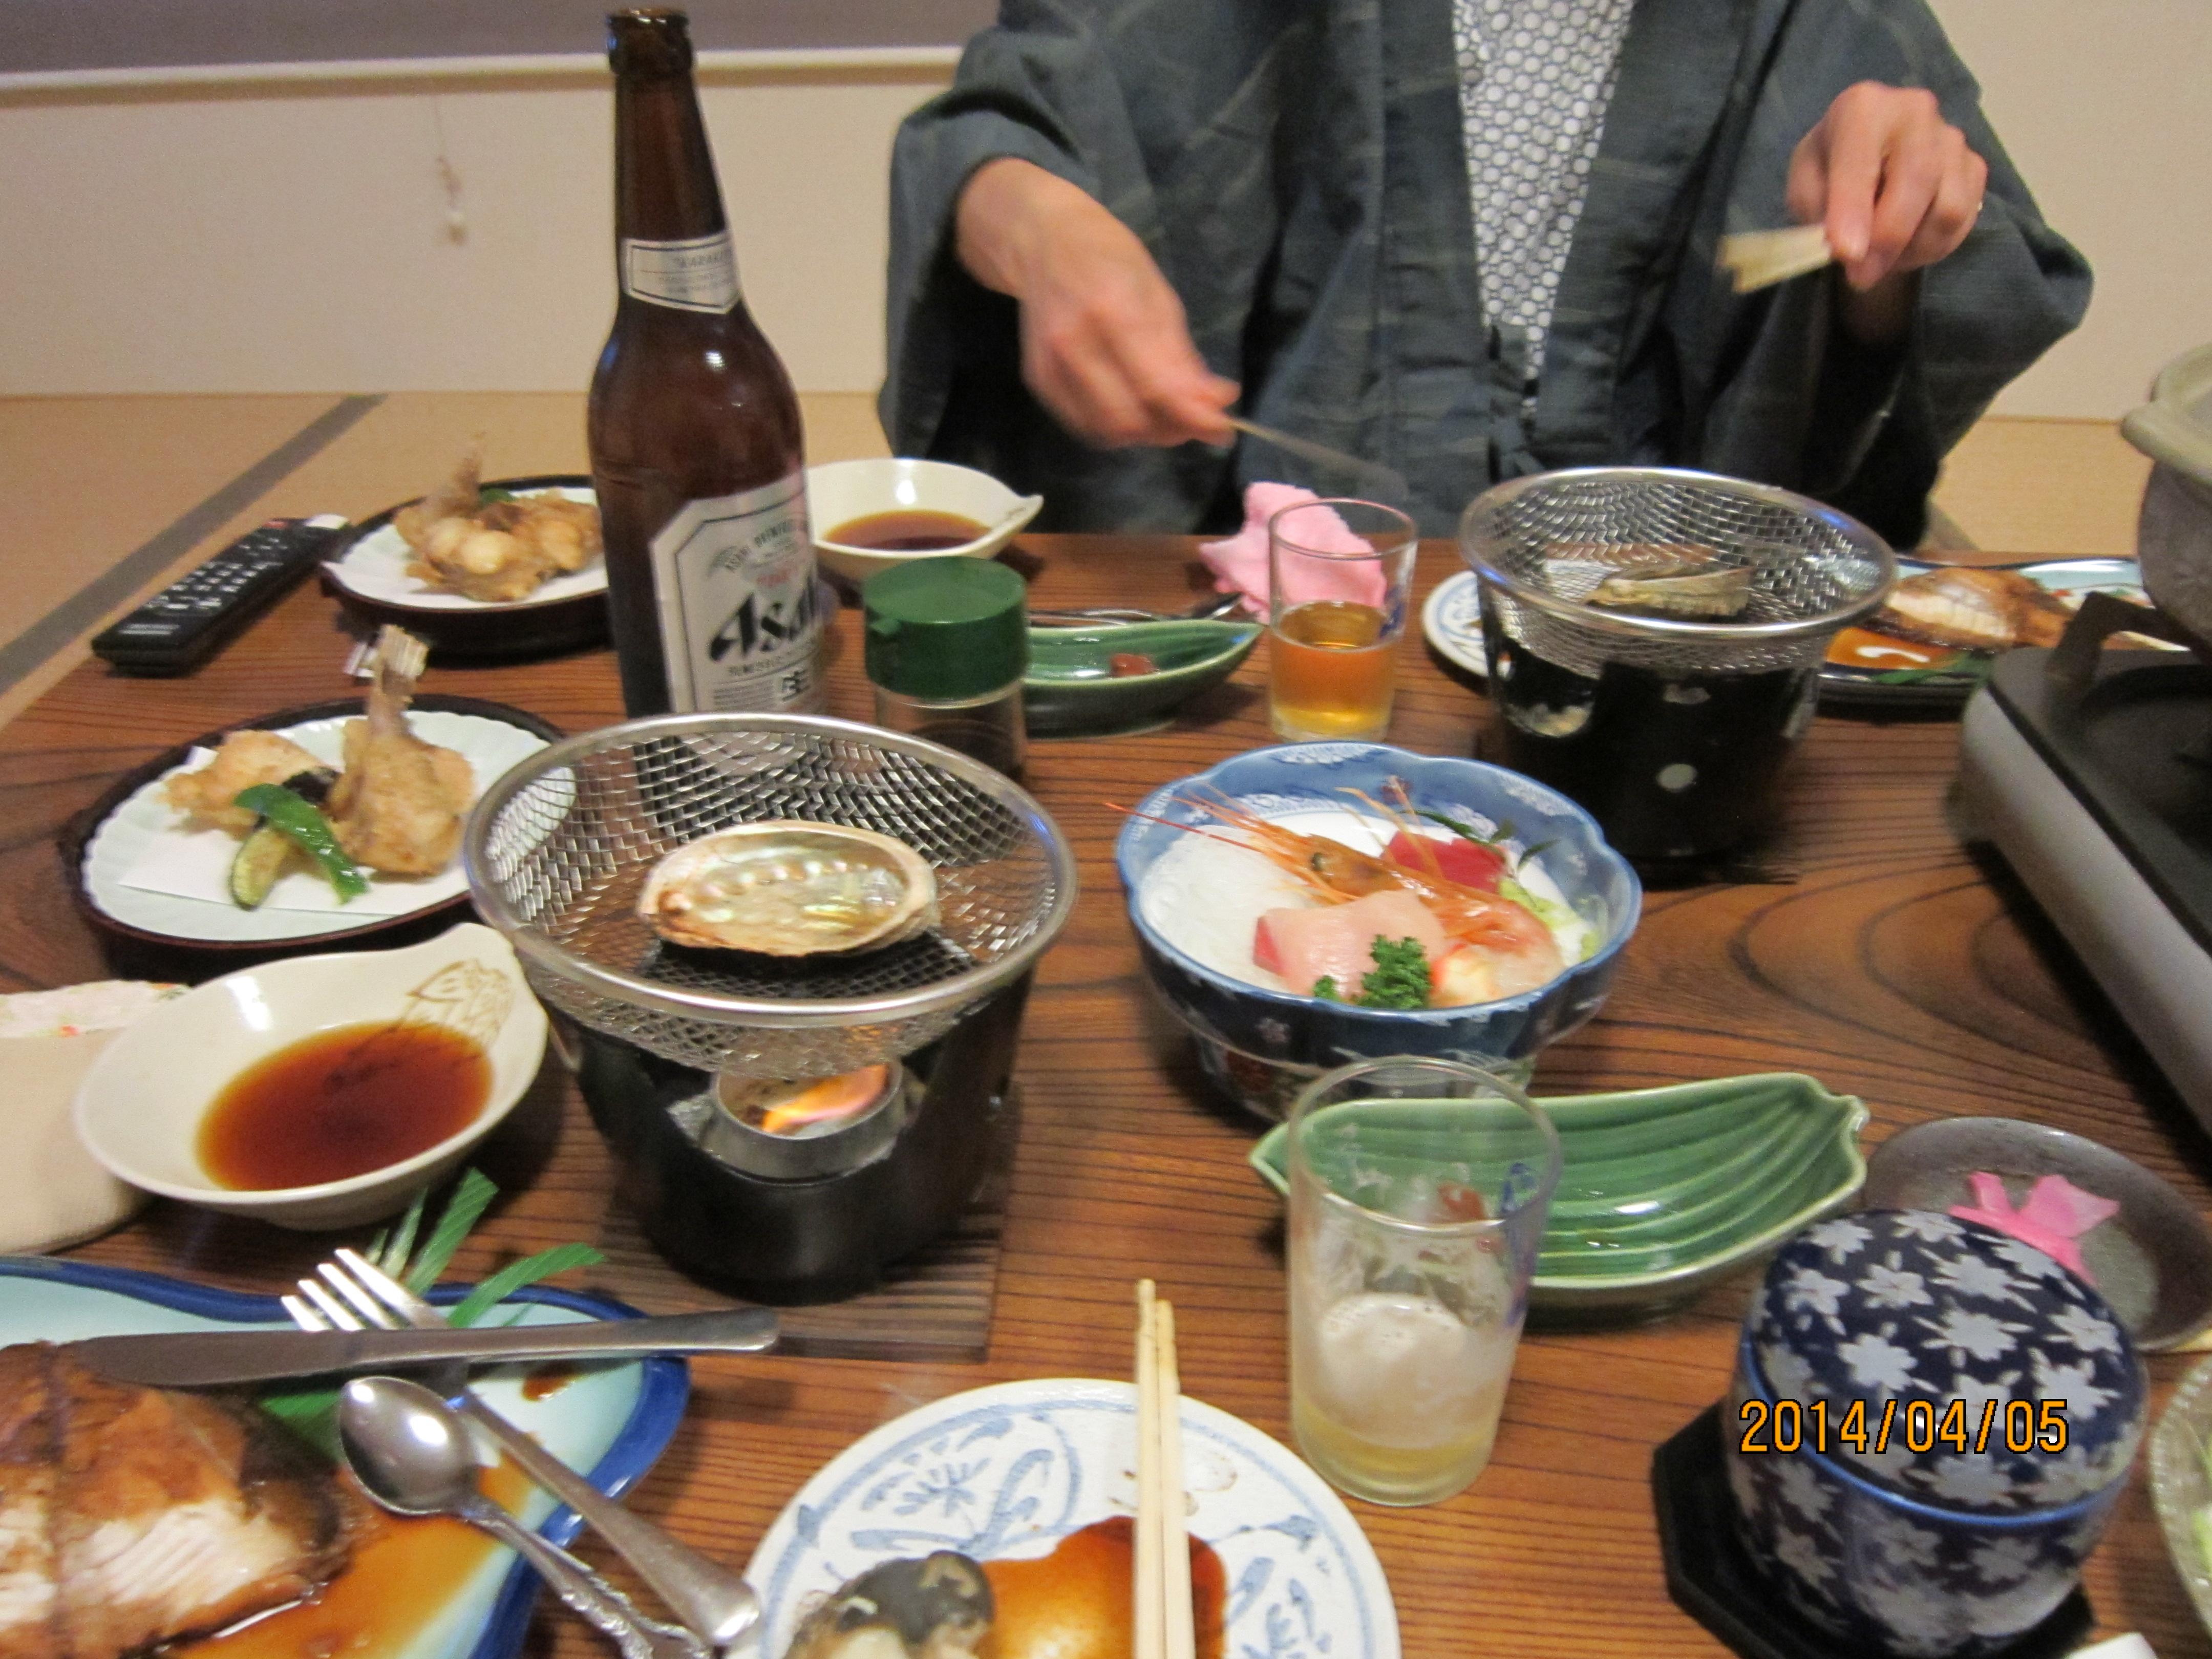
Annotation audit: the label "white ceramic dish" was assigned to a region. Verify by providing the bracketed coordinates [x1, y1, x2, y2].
[1422, 569, 1488, 677]
[0, 1257, 686, 1659]
[2152, 1352, 2212, 1641]
[74, 923, 548, 1229]
[746, 1376, 1399, 1659]
[81, 708, 550, 945]
[806, 458, 1042, 586]
[326, 483, 606, 611]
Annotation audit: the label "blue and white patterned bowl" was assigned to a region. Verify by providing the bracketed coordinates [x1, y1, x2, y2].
[1114, 743, 1640, 1117]
[1724, 1210, 2144, 1655]
[745, 1377, 1399, 1659]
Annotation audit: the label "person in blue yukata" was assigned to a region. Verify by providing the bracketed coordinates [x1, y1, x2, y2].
[880, 0, 2089, 546]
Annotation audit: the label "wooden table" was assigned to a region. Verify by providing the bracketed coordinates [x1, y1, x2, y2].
[3, 525, 2208, 1659]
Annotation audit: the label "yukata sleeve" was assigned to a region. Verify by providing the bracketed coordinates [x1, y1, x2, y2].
[880, 5, 1213, 497]
[1692, 0, 2090, 549]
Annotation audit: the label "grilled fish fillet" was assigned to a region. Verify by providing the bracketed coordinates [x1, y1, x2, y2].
[1873, 568, 2074, 652]
[0, 1346, 354, 1659]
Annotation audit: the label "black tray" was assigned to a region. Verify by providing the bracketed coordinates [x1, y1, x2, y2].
[1651, 1405, 2093, 1659]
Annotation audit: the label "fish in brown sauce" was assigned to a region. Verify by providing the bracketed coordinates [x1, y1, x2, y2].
[1872, 567, 2074, 652]
[0, 1345, 356, 1659]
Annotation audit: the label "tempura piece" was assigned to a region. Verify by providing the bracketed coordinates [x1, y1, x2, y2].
[393, 444, 483, 554]
[394, 445, 603, 603]
[326, 630, 473, 877]
[162, 732, 325, 835]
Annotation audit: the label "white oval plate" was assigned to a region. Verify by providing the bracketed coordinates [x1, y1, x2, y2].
[82, 712, 549, 943]
[745, 1376, 1399, 1659]
[326, 485, 605, 612]
[1422, 569, 1487, 678]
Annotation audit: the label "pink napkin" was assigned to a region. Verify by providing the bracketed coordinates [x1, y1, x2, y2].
[1198, 483, 1387, 614]
[1949, 1171, 2120, 1283]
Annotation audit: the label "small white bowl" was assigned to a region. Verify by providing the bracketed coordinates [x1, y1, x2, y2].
[806, 458, 1042, 586]
[74, 923, 547, 1230]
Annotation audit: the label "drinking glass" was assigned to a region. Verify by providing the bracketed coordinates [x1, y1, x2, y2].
[1266, 500, 1419, 741]
[1286, 1057, 1560, 1506]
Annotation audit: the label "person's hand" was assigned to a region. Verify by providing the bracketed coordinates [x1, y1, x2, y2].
[1786, 82, 1988, 342]
[954, 157, 1238, 447]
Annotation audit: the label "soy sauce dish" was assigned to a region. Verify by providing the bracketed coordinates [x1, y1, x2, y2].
[74, 923, 545, 1229]
[1024, 618, 1262, 735]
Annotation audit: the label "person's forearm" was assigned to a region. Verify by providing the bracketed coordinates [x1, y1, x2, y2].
[955, 157, 1088, 299]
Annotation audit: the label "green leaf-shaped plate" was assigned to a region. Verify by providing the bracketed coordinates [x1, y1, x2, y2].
[1024, 619, 1262, 735]
[1250, 1072, 1867, 1313]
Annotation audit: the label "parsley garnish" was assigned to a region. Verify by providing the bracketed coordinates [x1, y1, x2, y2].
[1312, 975, 1339, 1001]
[1357, 936, 1432, 1010]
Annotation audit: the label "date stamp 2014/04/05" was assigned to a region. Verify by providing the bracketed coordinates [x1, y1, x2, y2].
[1739, 1398, 2070, 1456]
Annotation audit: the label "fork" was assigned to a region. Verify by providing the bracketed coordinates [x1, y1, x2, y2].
[287, 1250, 761, 1648]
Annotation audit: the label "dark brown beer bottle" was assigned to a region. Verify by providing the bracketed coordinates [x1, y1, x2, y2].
[589, 8, 822, 717]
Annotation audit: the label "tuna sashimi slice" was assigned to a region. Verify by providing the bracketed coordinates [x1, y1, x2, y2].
[1254, 889, 1449, 997]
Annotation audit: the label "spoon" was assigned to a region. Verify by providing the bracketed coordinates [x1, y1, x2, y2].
[1029, 591, 1251, 627]
[338, 1376, 714, 1659]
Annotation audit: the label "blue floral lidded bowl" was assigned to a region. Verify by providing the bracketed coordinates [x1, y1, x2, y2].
[1750, 1210, 2144, 1510]
[1724, 1209, 2146, 1656]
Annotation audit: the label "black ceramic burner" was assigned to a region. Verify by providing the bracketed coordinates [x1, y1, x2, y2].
[1650, 1406, 2093, 1659]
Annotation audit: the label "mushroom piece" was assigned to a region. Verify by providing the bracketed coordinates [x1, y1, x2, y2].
[784, 1552, 993, 1659]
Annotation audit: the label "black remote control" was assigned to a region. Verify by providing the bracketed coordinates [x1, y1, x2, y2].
[91, 515, 350, 675]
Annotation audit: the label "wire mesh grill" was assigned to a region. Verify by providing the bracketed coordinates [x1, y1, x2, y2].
[1459, 467, 1894, 677]
[465, 716, 1077, 1078]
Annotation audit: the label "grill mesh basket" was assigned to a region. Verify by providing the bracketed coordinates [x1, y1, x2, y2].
[1459, 467, 1895, 677]
[464, 716, 1077, 1078]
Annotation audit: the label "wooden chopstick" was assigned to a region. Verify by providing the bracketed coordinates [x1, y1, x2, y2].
[1135, 1280, 1164, 1659]
[1716, 224, 1834, 293]
[1134, 1280, 1195, 1659]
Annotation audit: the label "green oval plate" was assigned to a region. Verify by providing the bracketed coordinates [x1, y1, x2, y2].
[1024, 618, 1262, 736]
[1249, 1072, 1867, 1313]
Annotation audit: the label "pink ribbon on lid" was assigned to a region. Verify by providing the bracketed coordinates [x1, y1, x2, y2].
[1949, 1171, 2119, 1283]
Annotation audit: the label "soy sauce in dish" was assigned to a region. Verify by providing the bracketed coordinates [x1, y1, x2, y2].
[824, 509, 987, 551]
[198, 1022, 490, 1189]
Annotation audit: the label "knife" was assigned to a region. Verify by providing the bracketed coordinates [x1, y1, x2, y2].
[67, 1307, 779, 1388]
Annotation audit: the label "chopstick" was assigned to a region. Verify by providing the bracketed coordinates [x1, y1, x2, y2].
[1135, 1280, 1195, 1659]
[1716, 224, 1834, 293]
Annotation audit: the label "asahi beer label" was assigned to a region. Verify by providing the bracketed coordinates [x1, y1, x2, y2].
[622, 232, 740, 314]
[649, 473, 822, 713]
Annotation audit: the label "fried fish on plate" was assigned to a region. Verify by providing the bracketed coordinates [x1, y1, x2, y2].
[397, 446, 604, 604]
[161, 732, 326, 836]
[1872, 567, 2075, 652]
[0, 1344, 358, 1659]
[327, 630, 473, 878]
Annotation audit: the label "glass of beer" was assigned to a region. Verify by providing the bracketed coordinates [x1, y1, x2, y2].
[1266, 499, 1419, 741]
[1286, 1058, 1560, 1506]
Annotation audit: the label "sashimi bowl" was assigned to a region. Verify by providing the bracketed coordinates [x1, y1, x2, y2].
[1114, 743, 1640, 1118]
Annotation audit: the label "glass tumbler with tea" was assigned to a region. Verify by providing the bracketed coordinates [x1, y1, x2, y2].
[1286, 1058, 1561, 1506]
[1267, 500, 1419, 741]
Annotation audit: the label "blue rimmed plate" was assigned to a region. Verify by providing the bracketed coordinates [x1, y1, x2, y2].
[0, 1257, 689, 1659]
[745, 1377, 1398, 1659]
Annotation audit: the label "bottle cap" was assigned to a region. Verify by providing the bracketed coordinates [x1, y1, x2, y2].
[863, 559, 1029, 700]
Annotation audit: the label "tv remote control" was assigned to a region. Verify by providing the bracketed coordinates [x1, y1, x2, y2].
[91, 515, 350, 675]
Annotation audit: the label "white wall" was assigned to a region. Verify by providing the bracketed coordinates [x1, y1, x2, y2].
[2, 5, 2206, 415]
[0, 64, 947, 396]
[1927, 0, 2212, 416]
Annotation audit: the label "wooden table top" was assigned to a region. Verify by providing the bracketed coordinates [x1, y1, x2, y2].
[3, 524, 2208, 1659]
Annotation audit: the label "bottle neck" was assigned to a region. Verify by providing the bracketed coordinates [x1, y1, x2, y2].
[610, 37, 739, 315]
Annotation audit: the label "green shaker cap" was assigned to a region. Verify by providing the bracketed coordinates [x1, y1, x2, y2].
[863, 558, 1030, 700]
